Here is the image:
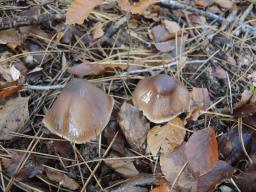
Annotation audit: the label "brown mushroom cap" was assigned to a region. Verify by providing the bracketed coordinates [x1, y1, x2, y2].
[132, 74, 189, 123]
[43, 79, 114, 143]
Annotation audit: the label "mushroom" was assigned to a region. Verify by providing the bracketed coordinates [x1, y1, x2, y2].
[132, 74, 189, 123]
[43, 79, 114, 143]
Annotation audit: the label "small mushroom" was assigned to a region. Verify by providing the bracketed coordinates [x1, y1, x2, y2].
[43, 79, 114, 143]
[132, 74, 189, 123]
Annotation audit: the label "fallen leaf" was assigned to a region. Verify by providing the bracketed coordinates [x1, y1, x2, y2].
[117, 0, 159, 14]
[197, 160, 234, 192]
[234, 156, 256, 192]
[66, 0, 103, 25]
[233, 89, 256, 118]
[163, 20, 181, 38]
[118, 102, 150, 152]
[207, 5, 223, 15]
[104, 152, 139, 177]
[147, 117, 185, 156]
[195, 0, 213, 7]
[187, 87, 211, 121]
[2, 151, 43, 180]
[214, 0, 234, 9]
[160, 144, 197, 191]
[0, 85, 22, 100]
[0, 29, 21, 49]
[47, 140, 74, 160]
[218, 128, 256, 165]
[20, 25, 50, 39]
[209, 65, 228, 79]
[189, 14, 207, 25]
[185, 128, 218, 176]
[191, 88, 211, 110]
[150, 25, 187, 53]
[0, 97, 29, 140]
[154, 40, 176, 53]
[92, 23, 104, 39]
[112, 174, 160, 192]
[68, 63, 107, 77]
[103, 121, 125, 155]
[151, 182, 170, 192]
[151, 24, 172, 42]
[46, 168, 80, 190]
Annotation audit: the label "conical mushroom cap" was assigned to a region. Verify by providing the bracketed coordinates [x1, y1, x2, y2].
[132, 74, 189, 123]
[43, 79, 114, 143]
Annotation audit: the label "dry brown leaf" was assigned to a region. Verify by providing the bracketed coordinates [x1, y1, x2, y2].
[191, 88, 211, 110]
[103, 121, 125, 155]
[104, 152, 139, 177]
[233, 89, 256, 118]
[154, 40, 176, 53]
[209, 65, 228, 79]
[92, 23, 104, 39]
[151, 24, 171, 42]
[185, 128, 218, 176]
[160, 144, 197, 191]
[189, 14, 207, 25]
[20, 25, 50, 39]
[66, 0, 103, 25]
[0, 97, 29, 140]
[195, 0, 213, 7]
[163, 20, 181, 38]
[46, 168, 80, 190]
[2, 151, 43, 180]
[112, 174, 159, 192]
[0, 29, 21, 49]
[187, 88, 211, 121]
[68, 62, 125, 77]
[117, 0, 159, 14]
[118, 102, 150, 152]
[197, 160, 234, 192]
[214, 0, 234, 9]
[234, 156, 256, 192]
[218, 128, 256, 165]
[151, 182, 170, 192]
[147, 117, 185, 156]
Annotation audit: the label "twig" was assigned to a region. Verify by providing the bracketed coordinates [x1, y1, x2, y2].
[0, 13, 65, 31]
[24, 59, 207, 91]
[24, 84, 65, 90]
[160, 0, 256, 35]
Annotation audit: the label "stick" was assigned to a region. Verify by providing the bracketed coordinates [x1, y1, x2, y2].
[0, 13, 65, 31]
[160, 0, 256, 35]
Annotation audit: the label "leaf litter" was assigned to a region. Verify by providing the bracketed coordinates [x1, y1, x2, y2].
[0, 0, 256, 191]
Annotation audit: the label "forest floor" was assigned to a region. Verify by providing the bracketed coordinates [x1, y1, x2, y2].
[0, 0, 256, 192]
